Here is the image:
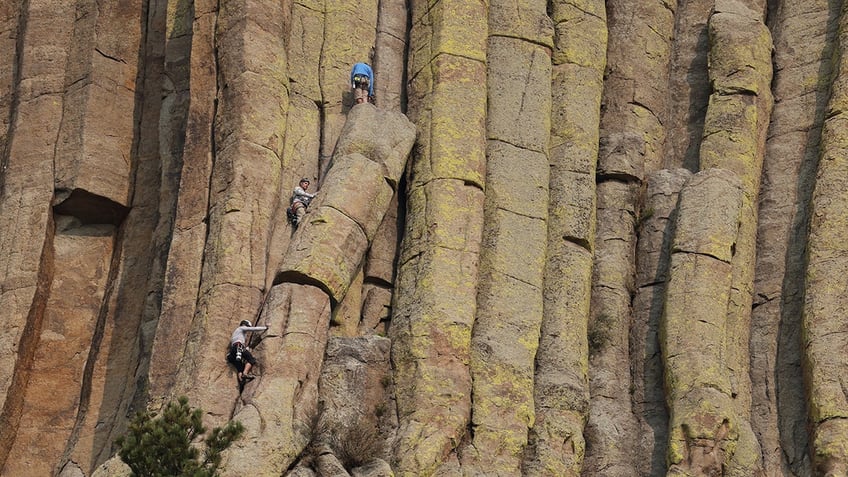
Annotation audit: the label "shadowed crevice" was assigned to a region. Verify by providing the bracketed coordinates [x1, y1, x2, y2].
[52, 188, 130, 226]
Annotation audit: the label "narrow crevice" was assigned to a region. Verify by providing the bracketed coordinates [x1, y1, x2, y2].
[0, 0, 29, 197]
[58, 221, 123, 473]
[0, 213, 55, 471]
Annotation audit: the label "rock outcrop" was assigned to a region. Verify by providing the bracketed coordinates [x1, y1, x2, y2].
[2, 0, 848, 476]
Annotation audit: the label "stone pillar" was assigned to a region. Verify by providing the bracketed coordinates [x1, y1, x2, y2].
[663, 169, 743, 476]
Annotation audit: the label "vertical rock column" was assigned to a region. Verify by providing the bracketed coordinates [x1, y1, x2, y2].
[459, 0, 551, 473]
[390, 0, 487, 472]
[2, 221, 114, 477]
[525, 1, 606, 474]
[148, 0, 217, 400]
[631, 168, 690, 476]
[0, 0, 20, 158]
[2, 0, 143, 473]
[318, 0, 378, 173]
[0, 0, 73, 470]
[666, 0, 713, 170]
[60, 0, 170, 473]
[220, 104, 415, 476]
[662, 169, 743, 476]
[373, 0, 407, 111]
[270, 0, 322, 285]
[168, 0, 290, 423]
[697, 3, 773, 473]
[587, 0, 675, 473]
[358, 0, 411, 336]
[803, 1, 848, 473]
[754, 0, 834, 474]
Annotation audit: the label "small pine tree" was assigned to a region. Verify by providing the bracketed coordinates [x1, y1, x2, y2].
[116, 396, 244, 477]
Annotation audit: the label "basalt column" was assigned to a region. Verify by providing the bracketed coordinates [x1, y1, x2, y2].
[697, 3, 773, 473]
[317, 0, 378, 174]
[0, 0, 74, 416]
[662, 169, 744, 476]
[148, 0, 218, 401]
[219, 104, 415, 476]
[0, 0, 20, 159]
[631, 167, 690, 476]
[803, 0, 848, 473]
[59, 0, 170, 473]
[166, 0, 290, 424]
[525, 0, 606, 474]
[389, 0, 488, 472]
[0, 1, 130, 474]
[753, 0, 835, 474]
[459, 0, 551, 472]
[587, 0, 674, 472]
[356, 0, 410, 337]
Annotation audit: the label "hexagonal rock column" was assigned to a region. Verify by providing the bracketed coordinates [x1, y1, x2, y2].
[220, 103, 415, 477]
[804, 0, 848, 472]
[662, 169, 744, 476]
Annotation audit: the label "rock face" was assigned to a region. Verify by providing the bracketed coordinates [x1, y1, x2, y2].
[1, 0, 846, 476]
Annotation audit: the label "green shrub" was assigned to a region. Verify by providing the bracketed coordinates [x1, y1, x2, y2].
[329, 417, 384, 470]
[116, 396, 244, 477]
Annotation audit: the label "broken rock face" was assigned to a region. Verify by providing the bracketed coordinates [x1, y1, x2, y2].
[0, 1, 845, 476]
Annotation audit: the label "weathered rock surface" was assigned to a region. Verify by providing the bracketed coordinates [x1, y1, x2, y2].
[663, 169, 744, 475]
[3, 0, 848, 476]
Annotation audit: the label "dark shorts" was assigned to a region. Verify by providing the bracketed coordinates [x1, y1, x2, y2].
[227, 342, 257, 368]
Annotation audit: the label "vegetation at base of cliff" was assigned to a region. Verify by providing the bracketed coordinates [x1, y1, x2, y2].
[116, 396, 244, 477]
[330, 417, 384, 469]
[302, 411, 384, 471]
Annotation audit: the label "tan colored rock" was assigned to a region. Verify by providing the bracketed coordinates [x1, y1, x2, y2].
[318, 0, 378, 173]
[666, 0, 710, 170]
[391, 182, 484, 476]
[333, 268, 365, 337]
[221, 283, 331, 476]
[752, 1, 828, 474]
[600, 0, 675, 177]
[461, 9, 550, 469]
[586, 0, 674, 472]
[281, 105, 415, 303]
[630, 168, 690, 475]
[332, 104, 417, 187]
[351, 459, 394, 477]
[318, 336, 394, 470]
[663, 168, 744, 474]
[803, 4, 848, 472]
[527, 3, 606, 471]
[528, 244, 592, 476]
[584, 180, 640, 477]
[1, 219, 114, 477]
[89, 456, 131, 477]
[698, 5, 773, 473]
[364, 193, 401, 285]
[316, 451, 351, 477]
[53, 0, 143, 211]
[0, 0, 21, 161]
[148, 0, 218, 403]
[168, 0, 290, 428]
[373, 0, 407, 111]
[359, 283, 392, 334]
[0, 1, 75, 469]
[672, 171, 743, 262]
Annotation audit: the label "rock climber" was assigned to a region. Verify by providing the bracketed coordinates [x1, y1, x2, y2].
[350, 62, 374, 104]
[227, 320, 268, 382]
[289, 177, 316, 226]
